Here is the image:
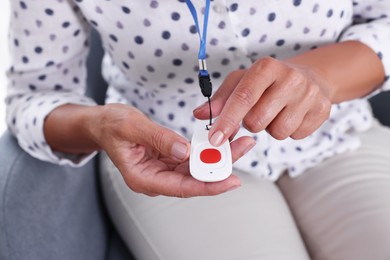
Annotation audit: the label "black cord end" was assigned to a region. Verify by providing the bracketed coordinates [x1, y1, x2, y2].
[198, 74, 212, 98]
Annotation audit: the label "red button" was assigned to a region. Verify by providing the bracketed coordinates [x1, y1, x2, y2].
[200, 149, 221, 164]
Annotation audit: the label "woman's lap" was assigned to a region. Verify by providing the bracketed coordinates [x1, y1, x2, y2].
[277, 120, 390, 260]
[99, 121, 390, 260]
[100, 153, 309, 260]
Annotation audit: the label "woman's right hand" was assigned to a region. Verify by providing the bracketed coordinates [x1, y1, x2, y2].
[82, 104, 255, 197]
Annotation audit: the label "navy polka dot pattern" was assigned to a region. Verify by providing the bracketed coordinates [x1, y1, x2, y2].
[5, 0, 390, 179]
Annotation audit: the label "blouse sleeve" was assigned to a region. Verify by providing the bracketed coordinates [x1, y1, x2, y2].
[339, 0, 390, 97]
[5, 0, 97, 166]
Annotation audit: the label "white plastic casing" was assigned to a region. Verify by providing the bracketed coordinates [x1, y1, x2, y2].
[189, 120, 232, 182]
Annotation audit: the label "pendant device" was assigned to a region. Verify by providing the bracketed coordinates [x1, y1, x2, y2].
[185, 0, 213, 126]
[190, 120, 232, 182]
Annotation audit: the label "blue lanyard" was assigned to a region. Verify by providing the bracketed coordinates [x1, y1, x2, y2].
[185, 0, 210, 63]
[185, 0, 213, 98]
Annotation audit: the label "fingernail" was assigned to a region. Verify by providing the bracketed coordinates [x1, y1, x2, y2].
[210, 131, 225, 146]
[172, 142, 188, 160]
[193, 102, 208, 113]
[243, 141, 256, 156]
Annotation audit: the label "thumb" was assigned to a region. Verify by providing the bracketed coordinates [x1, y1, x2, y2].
[193, 70, 246, 120]
[136, 119, 190, 161]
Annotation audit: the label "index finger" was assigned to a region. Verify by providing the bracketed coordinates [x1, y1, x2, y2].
[209, 58, 275, 146]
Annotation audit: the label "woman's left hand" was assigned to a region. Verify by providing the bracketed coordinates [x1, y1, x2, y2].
[193, 57, 333, 146]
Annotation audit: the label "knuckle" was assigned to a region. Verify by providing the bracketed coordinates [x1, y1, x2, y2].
[257, 56, 277, 67]
[175, 191, 187, 198]
[177, 190, 192, 198]
[221, 114, 239, 133]
[254, 57, 279, 81]
[272, 131, 289, 140]
[317, 99, 331, 119]
[267, 113, 299, 140]
[305, 84, 319, 99]
[267, 125, 290, 140]
[151, 128, 166, 151]
[243, 116, 262, 133]
[279, 70, 308, 97]
[290, 133, 301, 140]
[291, 129, 310, 140]
[232, 87, 256, 107]
[287, 69, 307, 86]
[175, 177, 191, 198]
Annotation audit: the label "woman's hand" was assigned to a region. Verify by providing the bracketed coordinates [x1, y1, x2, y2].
[85, 104, 255, 197]
[45, 103, 255, 197]
[194, 57, 333, 146]
[194, 41, 386, 146]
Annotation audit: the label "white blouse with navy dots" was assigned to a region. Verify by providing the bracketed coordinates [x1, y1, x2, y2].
[6, 0, 390, 180]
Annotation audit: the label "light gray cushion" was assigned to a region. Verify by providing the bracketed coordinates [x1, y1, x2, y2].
[0, 131, 108, 260]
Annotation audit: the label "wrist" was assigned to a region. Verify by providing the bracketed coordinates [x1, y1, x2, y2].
[285, 41, 385, 103]
[81, 105, 106, 151]
[304, 64, 336, 102]
[84, 103, 139, 150]
[44, 104, 102, 154]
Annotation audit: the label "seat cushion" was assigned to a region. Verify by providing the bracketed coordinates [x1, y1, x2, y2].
[0, 131, 109, 260]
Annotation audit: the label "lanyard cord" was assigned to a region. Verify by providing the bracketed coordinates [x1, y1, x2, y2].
[185, 0, 213, 127]
[185, 0, 210, 61]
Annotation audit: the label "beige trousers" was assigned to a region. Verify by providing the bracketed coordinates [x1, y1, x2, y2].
[100, 121, 390, 260]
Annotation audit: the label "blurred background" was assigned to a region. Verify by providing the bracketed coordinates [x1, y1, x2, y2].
[0, 1, 10, 134]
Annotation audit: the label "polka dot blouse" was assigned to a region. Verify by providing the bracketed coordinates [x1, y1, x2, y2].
[5, 0, 390, 180]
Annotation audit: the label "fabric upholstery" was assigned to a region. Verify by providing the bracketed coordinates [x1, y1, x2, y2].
[0, 131, 108, 260]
